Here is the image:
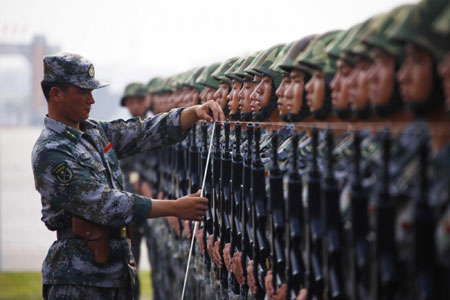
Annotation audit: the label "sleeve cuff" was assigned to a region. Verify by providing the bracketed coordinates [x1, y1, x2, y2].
[131, 194, 152, 226]
[165, 107, 190, 143]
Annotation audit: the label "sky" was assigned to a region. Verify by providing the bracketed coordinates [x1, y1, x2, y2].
[0, 0, 418, 94]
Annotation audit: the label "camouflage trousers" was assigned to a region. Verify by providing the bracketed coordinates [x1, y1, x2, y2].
[43, 284, 133, 300]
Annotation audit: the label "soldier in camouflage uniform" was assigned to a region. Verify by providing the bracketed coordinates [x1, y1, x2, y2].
[118, 82, 157, 299]
[32, 52, 224, 300]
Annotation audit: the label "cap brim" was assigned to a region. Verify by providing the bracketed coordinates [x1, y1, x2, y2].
[77, 79, 110, 89]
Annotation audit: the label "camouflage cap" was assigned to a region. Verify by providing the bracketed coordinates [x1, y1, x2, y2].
[211, 57, 240, 85]
[361, 5, 415, 56]
[195, 62, 221, 89]
[146, 77, 161, 92]
[329, 20, 372, 65]
[183, 66, 206, 92]
[278, 35, 316, 72]
[340, 16, 380, 60]
[224, 56, 246, 82]
[295, 30, 342, 76]
[120, 82, 147, 106]
[251, 43, 285, 87]
[243, 50, 266, 77]
[270, 42, 295, 75]
[325, 27, 356, 65]
[234, 51, 260, 80]
[386, 0, 447, 61]
[174, 70, 192, 90]
[427, 1, 450, 51]
[431, 1, 450, 36]
[42, 52, 109, 89]
[161, 76, 176, 93]
[148, 77, 167, 94]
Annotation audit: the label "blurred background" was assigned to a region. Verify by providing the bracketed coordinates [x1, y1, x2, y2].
[0, 0, 418, 297]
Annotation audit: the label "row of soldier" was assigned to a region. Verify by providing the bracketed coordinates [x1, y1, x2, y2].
[120, 0, 450, 299]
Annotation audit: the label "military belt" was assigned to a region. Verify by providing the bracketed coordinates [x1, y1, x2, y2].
[56, 226, 128, 240]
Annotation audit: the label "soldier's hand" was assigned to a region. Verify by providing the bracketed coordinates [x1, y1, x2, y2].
[213, 240, 223, 267]
[183, 220, 192, 239]
[296, 288, 307, 300]
[223, 243, 232, 272]
[265, 270, 274, 300]
[195, 100, 225, 123]
[141, 181, 153, 198]
[247, 260, 258, 294]
[166, 216, 181, 236]
[207, 235, 214, 259]
[274, 283, 287, 300]
[195, 223, 205, 255]
[174, 191, 208, 221]
[232, 251, 246, 286]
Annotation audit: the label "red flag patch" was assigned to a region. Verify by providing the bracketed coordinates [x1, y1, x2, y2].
[103, 142, 112, 153]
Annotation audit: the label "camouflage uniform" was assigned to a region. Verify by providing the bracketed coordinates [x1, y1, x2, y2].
[32, 53, 187, 299]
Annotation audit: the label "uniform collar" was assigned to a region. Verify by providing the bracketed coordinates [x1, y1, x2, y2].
[44, 116, 97, 143]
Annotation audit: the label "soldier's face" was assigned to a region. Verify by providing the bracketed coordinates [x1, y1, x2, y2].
[349, 58, 372, 110]
[190, 88, 200, 106]
[227, 79, 242, 114]
[238, 79, 255, 113]
[125, 96, 148, 118]
[285, 69, 305, 114]
[438, 52, 450, 110]
[249, 74, 262, 112]
[180, 87, 190, 107]
[55, 85, 95, 123]
[199, 87, 208, 104]
[251, 75, 272, 113]
[168, 92, 176, 109]
[276, 74, 291, 115]
[305, 70, 325, 112]
[205, 86, 217, 103]
[213, 82, 230, 109]
[397, 44, 433, 103]
[199, 86, 217, 104]
[330, 59, 353, 109]
[368, 49, 395, 106]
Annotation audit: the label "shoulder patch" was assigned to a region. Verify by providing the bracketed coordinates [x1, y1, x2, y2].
[51, 161, 73, 183]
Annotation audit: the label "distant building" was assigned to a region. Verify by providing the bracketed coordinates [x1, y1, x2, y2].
[0, 35, 59, 125]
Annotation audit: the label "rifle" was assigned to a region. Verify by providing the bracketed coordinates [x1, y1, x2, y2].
[241, 123, 254, 299]
[350, 131, 370, 299]
[413, 138, 437, 299]
[187, 125, 200, 250]
[212, 122, 222, 286]
[251, 124, 269, 299]
[176, 138, 187, 197]
[189, 124, 200, 194]
[307, 127, 324, 299]
[373, 130, 398, 300]
[322, 129, 344, 299]
[269, 132, 286, 293]
[201, 122, 213, 273]
[219, 121, 231, 290]
[230, 122, 244, 295]
[285, 130, 306, 299]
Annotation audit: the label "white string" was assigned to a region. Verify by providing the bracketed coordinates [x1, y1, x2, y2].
[181, 122, 216, 300]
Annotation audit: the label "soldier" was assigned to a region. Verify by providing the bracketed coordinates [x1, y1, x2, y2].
[197, 62, 221, 104]
[32, 52, 225, 300]
[118, 82, 156, 300]
[211, 57, 240, 117]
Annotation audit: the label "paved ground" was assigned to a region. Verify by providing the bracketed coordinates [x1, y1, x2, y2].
[0, 127, 150, 271]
